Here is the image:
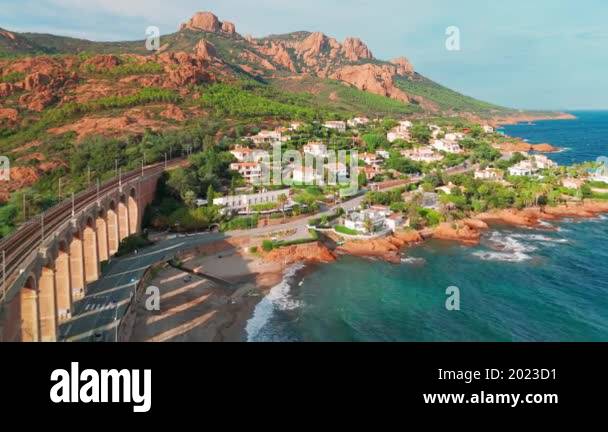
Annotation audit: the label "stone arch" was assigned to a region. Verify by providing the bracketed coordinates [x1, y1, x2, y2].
[20, 275, 40, 342]
[118, 195, 130, 242]
[83, 216, 99, 283]
[128, 187, 138, 235]
[54, 240, 72, 323]
[107, 200, 120, 255]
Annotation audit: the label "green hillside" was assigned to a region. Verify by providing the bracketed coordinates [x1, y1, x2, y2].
[270, 76, 421, 117]
[395, 74, 513, 116]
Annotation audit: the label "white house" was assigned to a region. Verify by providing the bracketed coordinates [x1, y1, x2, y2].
[230, 162, 262, 184]
[444, 132, 465, 143]
[347, 117, 370, 127]
[401, 147, 444, 163]
[344, 207, 403, 234]
[230, 145, 254, 162]
[344, 209, 387, 234]
[250, 129, 283, 145]
[212, 189, 291, 214]
[531, 154, 557, 170]
[508, 160, 536, 177]
[482, 125, 495, 133]
[303, 141, 328, 158]
[289, 122, 303, 131]
[432, 139, 462, 154]
[360, 152, 382, 166]
[474, 168, 504, 180]
[323, 121, 347, 132]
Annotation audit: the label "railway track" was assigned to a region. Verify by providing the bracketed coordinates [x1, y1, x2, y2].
[0, 159, 181, 297]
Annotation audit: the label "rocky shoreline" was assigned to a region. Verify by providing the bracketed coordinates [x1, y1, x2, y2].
[490, 112, 576, 127]
[311, 200, 608, 264]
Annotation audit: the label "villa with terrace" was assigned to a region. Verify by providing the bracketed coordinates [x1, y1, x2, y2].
[343, 206, 405, 235]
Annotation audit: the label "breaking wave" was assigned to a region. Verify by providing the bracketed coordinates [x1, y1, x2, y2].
[510, 233, 569, 243]
[401, 256, 426, 266]
[473, 231, 537, 262]
[246, 263, 305, 342]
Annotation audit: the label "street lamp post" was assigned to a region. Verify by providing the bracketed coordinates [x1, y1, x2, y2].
[2, 250, 6, 302]
[40, 214, 45, 244]
[113, 301, 119, 342]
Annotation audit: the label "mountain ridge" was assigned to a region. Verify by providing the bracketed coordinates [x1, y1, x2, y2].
[1, 11, 506, 115]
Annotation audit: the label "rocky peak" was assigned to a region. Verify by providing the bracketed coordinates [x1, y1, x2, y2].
[180, 12, 220, 32]
[221, 21, 236, 35]
[342, 37, 373, 61]
[0, 29, 17, 41]
[297, 32, 332, 55]
[194, 39, 218, 62]
[390, 57, 414, 76]
[180, 11, 237, 35]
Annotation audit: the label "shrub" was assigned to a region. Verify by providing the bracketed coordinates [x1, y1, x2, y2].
[272, 229, 319, 248]
[250, 202, 278, 212]
[262, 240, 275, 252]
[221, 215, 259, 231]
[115, 234, 153, 257]
[418, 208, 443, 227]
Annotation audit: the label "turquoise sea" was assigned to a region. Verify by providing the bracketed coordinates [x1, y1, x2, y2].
[246, 111, 608, 342]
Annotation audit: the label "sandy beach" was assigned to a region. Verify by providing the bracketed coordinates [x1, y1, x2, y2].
[128, 234, 336, 342]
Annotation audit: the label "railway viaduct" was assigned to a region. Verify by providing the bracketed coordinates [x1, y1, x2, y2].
[0, 162, 171, 342]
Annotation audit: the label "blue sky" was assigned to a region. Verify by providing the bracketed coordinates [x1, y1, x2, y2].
[3, 0, 607, 110]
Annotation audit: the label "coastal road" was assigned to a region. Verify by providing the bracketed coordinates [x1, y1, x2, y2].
[59, 232, 227, 342]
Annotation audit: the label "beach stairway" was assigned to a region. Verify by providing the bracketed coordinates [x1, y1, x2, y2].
[168, 262, 236, 290]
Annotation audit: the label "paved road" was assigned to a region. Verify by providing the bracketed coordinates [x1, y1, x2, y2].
[60, 165, 473, 341]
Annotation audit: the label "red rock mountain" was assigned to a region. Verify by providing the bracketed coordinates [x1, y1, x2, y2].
[175, 12, 416, 103]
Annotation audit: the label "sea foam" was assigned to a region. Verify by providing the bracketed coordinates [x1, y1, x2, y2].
[510, 233, 569, 243]
[401, 256, 426, 266]
[245, 263, 305, 342]
[474, 232, 537, 262]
